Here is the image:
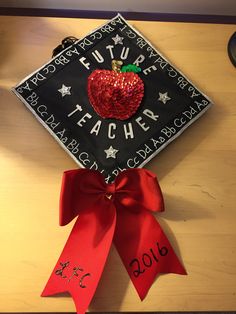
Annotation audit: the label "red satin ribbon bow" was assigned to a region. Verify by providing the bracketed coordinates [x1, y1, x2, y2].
[42, 168, 186, 314]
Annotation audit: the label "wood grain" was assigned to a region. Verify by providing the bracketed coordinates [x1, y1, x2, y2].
[0, 16, 235, 312]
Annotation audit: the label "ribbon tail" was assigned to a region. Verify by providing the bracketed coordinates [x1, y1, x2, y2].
[114, 207, 187, 301]
[41, 205, 116, 314]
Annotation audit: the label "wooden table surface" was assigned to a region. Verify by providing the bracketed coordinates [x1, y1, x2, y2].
[0, 15, 236, 313]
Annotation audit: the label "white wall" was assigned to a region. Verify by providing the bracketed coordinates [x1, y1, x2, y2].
[1, 0, 236, 16]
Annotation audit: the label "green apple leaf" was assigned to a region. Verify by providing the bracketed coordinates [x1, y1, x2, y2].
[121, 64, 142, 73]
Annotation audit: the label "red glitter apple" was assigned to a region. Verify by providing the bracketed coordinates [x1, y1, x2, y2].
[87, 60, 144, 120]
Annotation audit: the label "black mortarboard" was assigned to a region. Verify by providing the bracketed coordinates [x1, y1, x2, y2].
[13, 14, 212, 182]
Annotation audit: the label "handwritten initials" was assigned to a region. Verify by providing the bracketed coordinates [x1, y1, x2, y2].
[55, 261, 91, 288]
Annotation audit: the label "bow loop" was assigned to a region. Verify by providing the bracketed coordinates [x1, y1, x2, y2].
[115, 169, 164, 213]
[59, 169, 107, 226]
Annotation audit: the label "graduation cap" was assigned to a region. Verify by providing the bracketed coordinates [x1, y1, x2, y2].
[12, 14, 212, 182]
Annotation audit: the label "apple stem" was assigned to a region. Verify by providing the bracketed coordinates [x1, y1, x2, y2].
[112, 60, 123, 72]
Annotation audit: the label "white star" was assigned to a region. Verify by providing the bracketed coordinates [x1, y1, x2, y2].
[158, 92, 171, 104]
[104, 146, 119, 159]
[58, 84, 71, 97]
[112, 34, 124, 45]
